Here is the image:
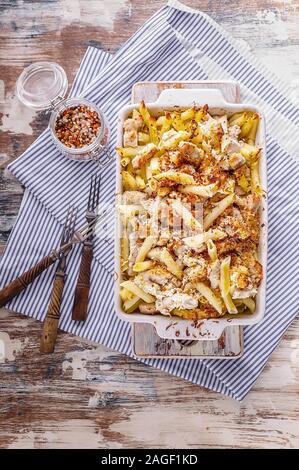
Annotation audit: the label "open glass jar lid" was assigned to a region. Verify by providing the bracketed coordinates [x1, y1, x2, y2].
[16, 62, 112, 165]
[17, 62, 68, 111]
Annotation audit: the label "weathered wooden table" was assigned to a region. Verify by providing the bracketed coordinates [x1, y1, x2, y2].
[0, 0, 298, 449]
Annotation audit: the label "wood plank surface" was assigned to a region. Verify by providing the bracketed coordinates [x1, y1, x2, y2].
[0, 0, 299, 449]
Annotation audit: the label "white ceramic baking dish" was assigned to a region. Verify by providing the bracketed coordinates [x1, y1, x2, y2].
[114, 88, 267, 341]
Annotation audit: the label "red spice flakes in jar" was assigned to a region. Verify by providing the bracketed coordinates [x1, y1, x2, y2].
[55, 105, 101, 149]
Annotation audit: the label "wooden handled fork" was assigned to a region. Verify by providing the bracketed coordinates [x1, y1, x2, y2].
[0, 212, 101, 309]
[40, 206, 77, 353]
[72, 173, 101, 321]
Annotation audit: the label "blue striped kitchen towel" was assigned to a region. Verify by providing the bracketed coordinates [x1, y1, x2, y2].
[1, 0, 298, 400]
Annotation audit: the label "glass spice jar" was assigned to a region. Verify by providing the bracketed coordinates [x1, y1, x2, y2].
[16, 62, 112, 167]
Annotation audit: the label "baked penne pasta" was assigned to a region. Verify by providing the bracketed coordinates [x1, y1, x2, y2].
[203, 194, 234, 230]
[220, 257, 238, 314]
[121, 280, 155, 303]
[195, 282, 223, 315]
[134, 235, 157, 265]
[117, 103, 263, 318]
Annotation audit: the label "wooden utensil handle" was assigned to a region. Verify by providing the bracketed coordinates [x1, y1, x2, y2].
[40, 273, 65, 353]
[72, 241, 93, 321]
[0, 253, 57, 308]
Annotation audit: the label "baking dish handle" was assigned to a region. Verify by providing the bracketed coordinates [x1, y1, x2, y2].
[153, 88, 229, 108]
[154, 318, 226, 341]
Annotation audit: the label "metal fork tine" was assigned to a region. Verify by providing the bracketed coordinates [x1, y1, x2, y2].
[92, 175, 97, 211]
[95, 174, 101, 209]
[61, 206, 74, 245]
[87, 173, 101, 213]
[92, 174, 99, 211]
[87, 174, 95, 212]
[68, 207, 77, 238]
[78, 207, 110, 239]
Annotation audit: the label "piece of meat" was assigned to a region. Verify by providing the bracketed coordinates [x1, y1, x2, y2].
[122, 191, 147, 205]
[184, 262, 208, 283]
[235, 194, 261, 212]
[232, 288, 258, 299]
[139, 303, 158, 314]
[178, 141, 204, 165]
[228, 125, 241, 139]
[156, 289, 198, 315]
[123, 116, 143, 147]
[216, 115, 228, 134]
[208, 260, 220, 289]
[132, 143, 157, 169]
[221, 134, 241, 155]
[128, 233, 139, 269]
[228, 152, 246, 170]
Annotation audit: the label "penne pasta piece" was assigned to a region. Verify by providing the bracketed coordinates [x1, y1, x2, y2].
[133, 260, 155, 272]
[139, 101, 159, 144]
[123, 295, 141, 313]
[122, 171, 137, 191]
[203, 194, 234, 230]
[207, 239, 218, 262]
[191, 130, 203, 145]
[250, 160, 262, 195]
[181, 107, 195, 121]
[183, 228, 227, 250]
[242, 297, 256, 313]
[138, 132, 150, 144]
[240, 143, 260, 160]
[220, 257, 238, 314]
[135, 175, 146, 190]
[121, 280, 155, 303]
[148, 178, 158, 192]
[154, 170, 196, 185]
[247, 115, 259, 145]
[240, 114, 256, 139]
[194, 106, 208, 123]
[195, 282, 223, 315]
[160, 247, 183, 279]
[149, 156, 161, 174]
[121, 156, 131, 168]
[147, 247, 162, 262]
[116, 146, 142, 158]
[228, 112, 247, 127]
[121, 235, 129, 264]
[132, 109, 141, 120]
[135, 235, 157, 264]
[148, 117, 159, 144]
[159, 130, 190, 150]
[131, 143, 158, 169]
[178, 183, 218, 197]
[120, 287, 133, 302]
[157, 186, 171, 197]
[171, 112, 186, 131]
[171, 199, 203, 232]
[156, 114, 172, 135]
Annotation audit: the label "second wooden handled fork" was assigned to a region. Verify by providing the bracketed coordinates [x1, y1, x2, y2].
[40, 206, 77, 353]
[72, 174, 101, 321]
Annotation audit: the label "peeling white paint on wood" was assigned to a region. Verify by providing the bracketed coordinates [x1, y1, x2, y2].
[256, 10, 289, 41]
[0, 91, 37, 135]
[0, 0, 299, 450]
[0, 331, 27, 362]
[8, 420, 102, 449]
